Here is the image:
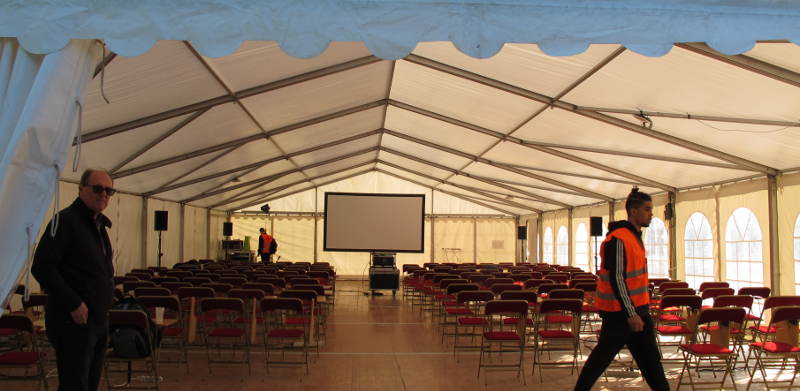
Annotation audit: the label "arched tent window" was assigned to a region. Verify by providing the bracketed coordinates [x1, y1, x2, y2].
[684, 212, 714, 290]
[575, 223, 589, 271]
[644, 217, 669, 278]
[556, 226, 569, 266]
[725, 208, 763, 293]
[794, 215, 800, 294]
[543, 227, 553, 264]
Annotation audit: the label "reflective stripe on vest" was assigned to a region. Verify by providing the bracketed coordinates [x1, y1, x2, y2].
[595, 227, 650, 312]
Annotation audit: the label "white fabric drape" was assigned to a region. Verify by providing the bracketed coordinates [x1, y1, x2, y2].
[0, 39, 99, 308]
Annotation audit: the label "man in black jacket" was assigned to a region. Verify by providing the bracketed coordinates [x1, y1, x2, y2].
[32, 169, 115, 391]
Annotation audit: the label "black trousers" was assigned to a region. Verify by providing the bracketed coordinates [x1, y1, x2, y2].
[259, 253, 272, 263]
[574, 308, 670, 391]
[46, 318, 108, 391]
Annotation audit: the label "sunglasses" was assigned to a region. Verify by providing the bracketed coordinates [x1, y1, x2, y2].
[88, 185, 116, 196]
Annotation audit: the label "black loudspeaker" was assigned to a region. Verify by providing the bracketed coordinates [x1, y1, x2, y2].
[517, 226, 527, 240]
[154, 210, 168, 231]
[222, 222, 233, 237]
[590, 216, 603, 237]
[664, 202, 674, 220]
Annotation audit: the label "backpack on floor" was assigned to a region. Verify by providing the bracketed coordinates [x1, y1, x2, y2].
[109, 296, 159, 358]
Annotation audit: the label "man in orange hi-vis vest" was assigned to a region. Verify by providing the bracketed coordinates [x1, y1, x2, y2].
[258, 227, 277, 263]
[574, 188, 669, 391]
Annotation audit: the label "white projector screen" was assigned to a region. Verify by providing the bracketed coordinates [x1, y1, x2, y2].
[324, 192, 425, 253]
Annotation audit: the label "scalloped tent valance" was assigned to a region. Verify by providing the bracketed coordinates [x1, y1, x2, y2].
[2, 0, 800, 59]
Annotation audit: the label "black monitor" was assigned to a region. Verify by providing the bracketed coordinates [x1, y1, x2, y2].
[372, 254, 395, 268]
[222, 239, 243, 250]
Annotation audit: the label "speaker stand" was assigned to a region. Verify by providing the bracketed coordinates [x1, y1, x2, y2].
[157, 230, 163, 269]
[593, 235, 600, 274]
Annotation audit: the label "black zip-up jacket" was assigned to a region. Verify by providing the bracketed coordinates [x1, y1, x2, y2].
[32, 198, 114, 328]
[602, 220, 649, 318]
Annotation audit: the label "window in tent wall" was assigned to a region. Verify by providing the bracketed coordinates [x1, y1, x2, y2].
[724, 208, 763, 293]
[543, 227, 553, 263]
[556, 226, 569, 266]
[684, 212, 715, 290]
[574, 223, 589, 272]
[795, 214, 800, 295]
[644, 217, 669, 278]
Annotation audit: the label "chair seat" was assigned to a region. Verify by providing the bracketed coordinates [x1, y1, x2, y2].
[162, 327, 183, 337]
[442, 301, 461, 307]
[0, 328, 15, 336]
[446, 308, 473, 315]
[546, 315, 573, 324]
[0, 351, 40, 365]
[234, 316, 264, 323]
[582, 305, 598, 313]
[659, 314, 685, 322]
[435, 294, 454, 300]
[681, 343, 733, 355]
[268, 329, 304, 338]
[483, 331, 521, 341]
[657, 325, 694, 335]
[458, 317, 487, 325]
[208, 328, 246, 338]
[744, 314, 761, 321]
[503, 317, 533, 325]
[285, 317, 307, 325]
[749, 325, 777, 334]
[700, 325, 742, 334]
[538, 330, 575, 338]
[751, 342, 800, 353]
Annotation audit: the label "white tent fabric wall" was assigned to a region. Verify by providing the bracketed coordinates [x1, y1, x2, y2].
[778, 174, 800, 294]
[0, 39, 98, 306]
[273, 216, 316, 262]
[208, 211, 228, 260]
[145, 199, 181, 268]
[433, 218, 475, 264]
[183, 205, 208, 261]
[476, 219, 516, 263]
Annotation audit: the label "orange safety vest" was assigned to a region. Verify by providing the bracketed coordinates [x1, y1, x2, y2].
[595, 227, 650, 312]
[260, 233, 273, 254]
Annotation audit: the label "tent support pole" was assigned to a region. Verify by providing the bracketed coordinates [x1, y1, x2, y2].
[668, 192, 678, 280]
[179, 203, 185, 262]
[676, 43, 800, 89]
[568, 208, 574, 266]
[430, 193, 435, 263]
[767, 175, 781, 293]
[141, 197, 149, 268]
[473, 217, 478, 264]
[538, 215, 543, 263]
[515, 216, 521, 264]
[313, 188, 319, 263]
[205, 208, 211, 259]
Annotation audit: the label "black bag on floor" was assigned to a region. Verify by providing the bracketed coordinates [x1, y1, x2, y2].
[109, 296, 160, 358]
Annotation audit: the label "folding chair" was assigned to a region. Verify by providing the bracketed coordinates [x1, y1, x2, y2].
[105, 310, 160, 390]
[242, 282, 275, 297]
[133, 287, 171, 297]
[279, 290, 322, 351]
[452, 290, 495, 360]
[440, 283, 479, 342]
[531, 298, 583, 381]
[655, 295, 702, 360]
[747, 296, 800, 343]
[137, 295, 188, 372]
[738, 286, 771, 326]
[176, 287, 215, 344]
[676, 307, 746, 391]
[261, 297, 309, 374]
[700, 288, 735, 309]
[123, 281, 157, 294]
[523, 279, 553, 291]
[198, 297, 250, 374]
[0, 315, 48, 391]
[699, 282, 730, 292]
[161, 282, 191, 295]
[745, 305, 800, 391]
[705, 295, 753, 366]
[490, 283, 522, 298]
[477, 300, 529, 384]
[183, 277, 212, 286]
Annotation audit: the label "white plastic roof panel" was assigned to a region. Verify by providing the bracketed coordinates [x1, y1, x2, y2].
[743, 43, 800, 75]
[194, 171, 309, 209]
[436, 185, 532, 215]
[177, 139, 284, 183]
[245, 187, 316, 213]
[234, 159, 299, 184]
[377, 151, 452, 180]
[289, 135, 379, 167]
[412, 42, 623, 97]
[270, 106, 385, 153]
[384, 105, 496, 156]
[448, 174, 597, 209]
[380, 133, 472, 169]
[516, 108, 733, 165]
[114, 153, 222, 192]
[240, 61, 392, 130]
[481, 141, 626, 180]
[375, 164, 441, 188]
[604, 114, 800, 171]
[391, 60, 545, 133]
[155, 174, 246, 203]
[82, 41, 228, 131]
[563, 46, 800, 121]
[439, 180, 546, 212]
[508, 169, 662, 200]
[204, 41, 373, 92]
[460, 162, 584, 196]
[119, 102, 262, 170]
[302, 152, 378, 178]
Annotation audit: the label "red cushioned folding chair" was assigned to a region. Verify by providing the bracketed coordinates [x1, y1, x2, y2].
[531, 298, 583, 381]
[261, 297, 309, 374]
[676, 307, 746, 391]
[104, 310, 160, 390]
[198, 297, 250, 374]
[478, 300, 529, 385]
[655, 295, 702, 361]
[745, 305, 800, 391]
[0, 315, 48, 391]
[138, 295, 189, 373]
[452, 290, 495, 361]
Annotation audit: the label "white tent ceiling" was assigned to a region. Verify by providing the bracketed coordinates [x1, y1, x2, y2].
[54, 38, 800, 216]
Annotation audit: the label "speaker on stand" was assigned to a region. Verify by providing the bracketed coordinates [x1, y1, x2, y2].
[223, 222, 233, 237]
[590, 216, 602, 274]
[154, 211, 168, 268]
[517, 226, 527, 263]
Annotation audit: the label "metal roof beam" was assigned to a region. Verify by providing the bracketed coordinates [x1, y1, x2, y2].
[93, 51, 117, 79]
[375, 168, 520, 216]
[111, 99, 386, 179]
[579, 106, 800, 128]
[403, 54, 777, 176]
[382, 128, 614, 201]
[214, 160, 376, 209]
[182, 147, 378, 203]
[504, 164, 642, 186]
[231, 165, 376, 212]
[79, 55, 383, 144]
[145, 129, 382, 196]
[388, 99, 675, 192]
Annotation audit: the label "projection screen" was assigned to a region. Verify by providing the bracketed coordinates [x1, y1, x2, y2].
[324, 192, 425, 253]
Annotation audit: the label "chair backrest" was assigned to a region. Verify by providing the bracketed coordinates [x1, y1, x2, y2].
[697, 307, 746, 325]
[288, 277, 318, 286]
[127, 272, 152, 281]
[258, 277, 287, 287]
[648, 278, 671, 287]
[151, 276, 179, 285]
[199, 297, 245, 313]
[468, 275, 490, 285]
[279, 289, 317, 302]
[659, 295, 702, 310]
[763, 296, 800, 310]
[490, 283, 522, 295]
[176, 286, 215, 300]
[500, 290, 538, 303]
[161, 281, 192, 294]
[662, 288, 696, 296]
[22, 293, 47, 308]
[433, 274, 457, 283]
[739, 286, 771, 298]
[770, 306, 800, 324]
[701, 287, 735, 300]
[133, 287, 171, 297]
[183, 277, 212, 286]
[109, 309, 151, 330]
[446, 283, 479, 295]
[228, 288, 266, 301]
[114, 276, 139, 285]
[484, 278, 513, 288]
[538, 298, 583, 314]
[484, 300, 528, 316]
[123, 281, 157, 292]
[456, 290, 495, 304]
[242, 282, 275, 296]
[293, 284, 325, 296]
[137, 295, 181, 312]
[538, 283, 569, 294]
[201, 282, 234, 295]
[260, 297, 303, 313]
[439, 279, 468, 289]
[699, 281, 729, 291]
[549, 289, 585, 300]
[510, 274, 531, 282]
[713, 295, 754, 309]
[546, 275, 568, 284]
[659, 281, 689, 291]
[524, 279, 553, 290]
[0, 314, 33, 333]
[572, 282, 597, 292]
